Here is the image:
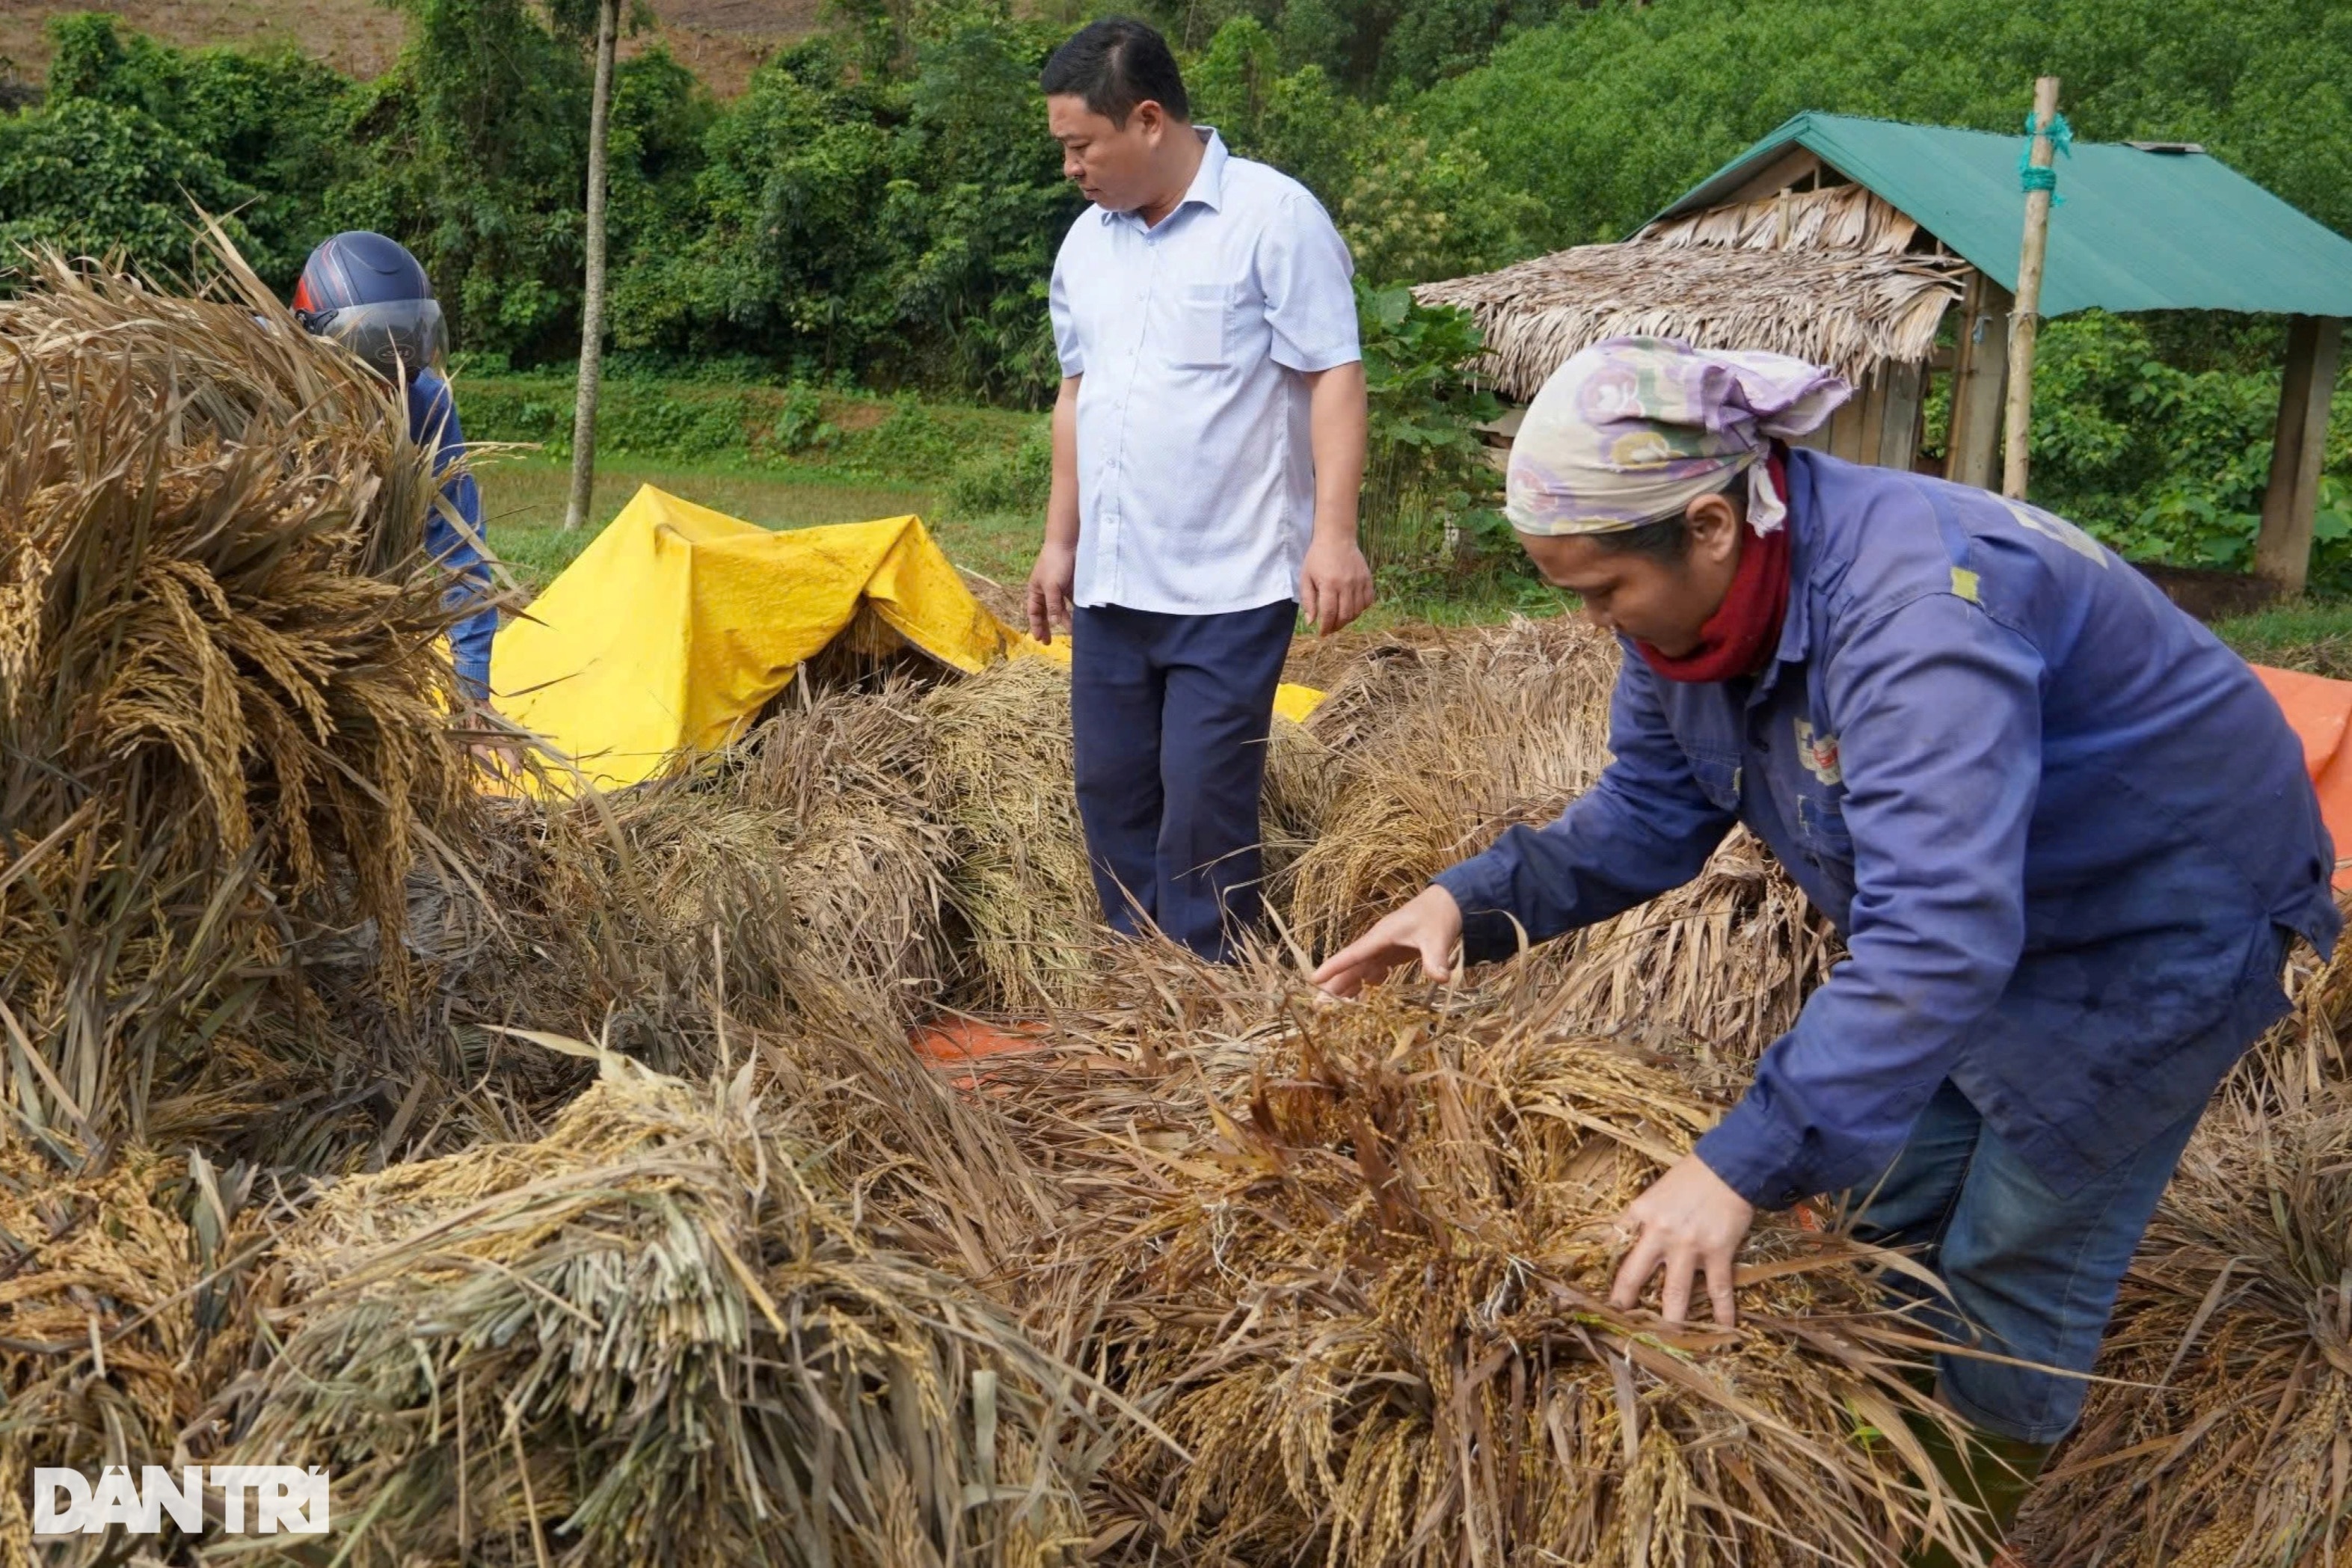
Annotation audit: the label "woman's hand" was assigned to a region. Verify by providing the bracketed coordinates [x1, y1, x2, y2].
[1608, 1153, 1756, 1326]
[1311, 885, 1464, 997]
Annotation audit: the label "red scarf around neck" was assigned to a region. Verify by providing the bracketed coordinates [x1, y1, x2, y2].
[1633, 451, 1793, 684]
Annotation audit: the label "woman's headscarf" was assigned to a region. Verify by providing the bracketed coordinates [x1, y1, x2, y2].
[1505, 336, 1852, 538]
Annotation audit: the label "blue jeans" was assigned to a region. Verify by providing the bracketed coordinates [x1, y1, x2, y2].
[1069, 600, 1295, 962]
[1846, 1077, 2206, 1445]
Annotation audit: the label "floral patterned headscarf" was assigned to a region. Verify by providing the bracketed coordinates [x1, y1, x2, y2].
[1505, 336, 1852, 538]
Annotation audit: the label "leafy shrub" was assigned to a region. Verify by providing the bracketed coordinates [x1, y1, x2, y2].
[1358, 282, 1507, 569]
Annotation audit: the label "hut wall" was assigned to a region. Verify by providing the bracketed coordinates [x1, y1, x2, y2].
[1789, 360, 1926, 471]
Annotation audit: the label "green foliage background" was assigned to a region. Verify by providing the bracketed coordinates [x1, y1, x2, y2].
[4, 0, 2349, 574]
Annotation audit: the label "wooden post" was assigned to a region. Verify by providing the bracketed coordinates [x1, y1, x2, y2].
[2251, 315, 2346, 597]
[562, 0, 621, 533]
[2001, 76, 2061, 499]
[1945, 271, 2012, 490]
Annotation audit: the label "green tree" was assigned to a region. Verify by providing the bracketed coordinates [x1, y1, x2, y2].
[29, 13, 352, 281]
[1414, 0, 2352, 249]
[1189, 17, 1537, 283]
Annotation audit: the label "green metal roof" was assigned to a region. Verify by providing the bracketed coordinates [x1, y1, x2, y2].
[1656, 111, 2352, 319]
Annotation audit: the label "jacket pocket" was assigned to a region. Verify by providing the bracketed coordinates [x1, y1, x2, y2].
[1689, 749, 1743, 811]
[1169, 282, 1231, 368]
[1795, 790, 1854, 865]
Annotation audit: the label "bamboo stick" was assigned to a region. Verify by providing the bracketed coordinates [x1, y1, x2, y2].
[2001, 76, 2062, 499]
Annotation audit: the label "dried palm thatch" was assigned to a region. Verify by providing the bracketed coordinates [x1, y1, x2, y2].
[1280, 617, 1621, 956]
[0, 1139, 263, 1564]
[995, 956, 1980, 1567]
[2019, 1083, 2352, 1568]
[1636, 182, 1924, 256]
[0, 232, 479, 1158]
[217, 1056, 1107, 1568]
[1415, 243, 1969, 399]
[1547, 825, 1845, 1074]
[922, 658, 1104, 1012]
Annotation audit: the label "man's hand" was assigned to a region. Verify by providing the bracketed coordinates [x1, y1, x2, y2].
[1311, 885, 1464, 997]
[1608, 1153, 1757, 1326]
[1026, 539, 1077, 644]
[458, 698, 528, 780]
[1300, 532, 1375, 637]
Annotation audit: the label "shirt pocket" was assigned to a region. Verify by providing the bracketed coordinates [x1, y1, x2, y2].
[1167, 281, 1232, 369]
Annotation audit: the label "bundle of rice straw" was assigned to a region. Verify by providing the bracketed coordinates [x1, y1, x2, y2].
[217, 1054, 1108, 1568]
[921, 659, 1104, 1011]
[0, 1140, 262, 1564]
[993, 955, 1980, 1567]
[1547, 825, 1844, 1072]
[1279, 617, 1621, 955]
[735, 675, 956, 1015]
[0, 231, 477, 1157]
[2019, 1083, 2352, 1567]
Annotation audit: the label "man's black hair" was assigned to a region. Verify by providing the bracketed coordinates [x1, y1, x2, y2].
[1040, 18, 1190, 126]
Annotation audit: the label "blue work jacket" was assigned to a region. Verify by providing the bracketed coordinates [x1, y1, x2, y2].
[1432, 449, 2339, 1208]
[411, 369, 496, 701]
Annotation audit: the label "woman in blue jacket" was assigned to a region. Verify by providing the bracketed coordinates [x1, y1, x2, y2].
[293, 231, 497, 704]
[1315, 336, 2339, 1561]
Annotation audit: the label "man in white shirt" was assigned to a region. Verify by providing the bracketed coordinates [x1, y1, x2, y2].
[1027, 17, 1374, 962]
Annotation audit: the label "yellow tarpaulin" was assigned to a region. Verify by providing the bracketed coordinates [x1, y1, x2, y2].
[491, 485, 1323, 792]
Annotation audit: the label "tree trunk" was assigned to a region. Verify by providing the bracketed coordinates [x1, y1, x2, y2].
[562, 0, 621, 532]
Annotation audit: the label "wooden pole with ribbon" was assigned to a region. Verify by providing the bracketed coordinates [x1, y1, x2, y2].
[2002, 76, 2064, 499]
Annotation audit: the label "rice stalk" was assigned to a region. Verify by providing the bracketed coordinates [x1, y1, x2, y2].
[1278, 617, 1620, 956]
[919, 659, 1105, 1012]
[0, 230, 482, 1161]
[989, 951, 1979, 1567]
[212, 1055, 1108, 1568]
[0, 1137, 265, 1565]
[1545, 825, 1845, 1074]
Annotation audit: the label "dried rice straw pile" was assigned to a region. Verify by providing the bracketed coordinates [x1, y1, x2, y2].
[736, 674, 955, 1012]
[1280, 617, 1621, 954]
[0, 232, 478, 1158]
[1277, 618, 1838, 1066]
[0, 1139, 263, 1563]
[1547, 825, 1844, 1072]
[995, 956, 1978, 1567]
[218, 1055, 1107, 1568]
[2020, 917, 2352, 1567]
[923, 658, 1105, 1011]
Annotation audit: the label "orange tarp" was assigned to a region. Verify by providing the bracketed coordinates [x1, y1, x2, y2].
[2251, 662, 2352, 890]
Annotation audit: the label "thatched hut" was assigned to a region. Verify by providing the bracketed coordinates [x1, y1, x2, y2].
[1422, 111, 2352, 590]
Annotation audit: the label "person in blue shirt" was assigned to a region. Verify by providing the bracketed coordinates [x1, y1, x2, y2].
[293, 231, 498, 704]
[1314, 336, 2339, 1561]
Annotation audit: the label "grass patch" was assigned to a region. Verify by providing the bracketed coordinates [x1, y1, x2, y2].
[2211, 599, 2352, 677]
[455, 374, 1036, 485]
[474, 456, 937, 591]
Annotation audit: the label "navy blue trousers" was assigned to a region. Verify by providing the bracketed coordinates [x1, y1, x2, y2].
[1069, 600, 1295, 962]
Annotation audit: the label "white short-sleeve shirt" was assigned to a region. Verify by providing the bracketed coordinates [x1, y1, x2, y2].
[1048, 129, 1360, 615]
